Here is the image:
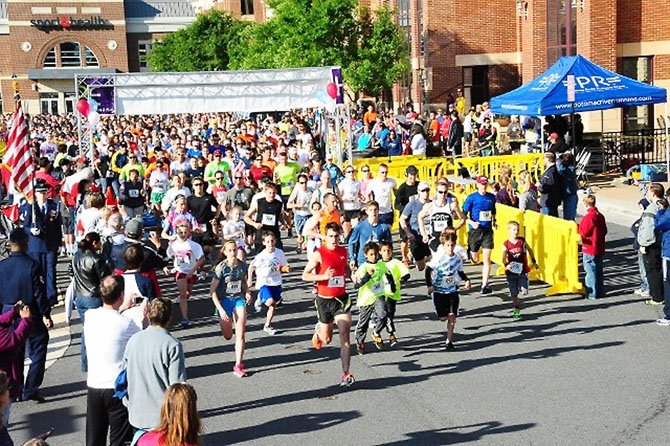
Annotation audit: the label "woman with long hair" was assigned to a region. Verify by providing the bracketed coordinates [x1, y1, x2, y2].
[517, 170, 539, 212]
[137, 383, 201, 446]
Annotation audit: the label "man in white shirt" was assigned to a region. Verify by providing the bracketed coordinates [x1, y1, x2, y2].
[367, 163, 397, 226]
[84, 275, 141, 446]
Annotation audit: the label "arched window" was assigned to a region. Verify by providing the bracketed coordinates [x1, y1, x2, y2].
[42, 42, 99, 68]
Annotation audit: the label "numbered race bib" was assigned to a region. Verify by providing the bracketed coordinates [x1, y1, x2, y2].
[371, 281, 385, 295]
[328, 275, 344, 288]
[226, 280, 242, 295]
[261, 214, 276, 226]
[433, 219, 449, 233]
[129, 189, 139, 198]
[508, 261, 524, 275]
[479, 210, 492, 222]
[440, 274, 456, 288]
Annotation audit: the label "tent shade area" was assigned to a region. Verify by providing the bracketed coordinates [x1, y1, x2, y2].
[490, 55, 667, 116]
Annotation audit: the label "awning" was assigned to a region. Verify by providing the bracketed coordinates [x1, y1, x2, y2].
[28, 68, 118, 80]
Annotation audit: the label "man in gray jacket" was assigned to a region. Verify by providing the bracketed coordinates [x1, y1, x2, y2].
[637, 183, 664, 304]
[123, 298, 186, 430]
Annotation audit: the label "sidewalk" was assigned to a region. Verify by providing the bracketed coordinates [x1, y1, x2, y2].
[583, 174, 646, 227]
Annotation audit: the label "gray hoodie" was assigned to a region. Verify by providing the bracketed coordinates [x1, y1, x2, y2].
[637, 200, 659, 248]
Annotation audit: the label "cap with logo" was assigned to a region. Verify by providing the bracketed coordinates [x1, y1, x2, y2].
[475, 175, 489, 185]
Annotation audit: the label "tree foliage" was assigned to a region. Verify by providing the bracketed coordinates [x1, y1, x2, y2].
[149, 2, 409, 97]
[148, 10, 249, 72]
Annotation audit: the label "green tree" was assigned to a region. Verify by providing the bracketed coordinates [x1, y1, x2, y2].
[148, 10, 249, 72]
[229, 0, 408, 97]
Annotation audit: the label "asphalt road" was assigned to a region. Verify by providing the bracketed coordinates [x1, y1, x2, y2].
[8, 220, 670, 446]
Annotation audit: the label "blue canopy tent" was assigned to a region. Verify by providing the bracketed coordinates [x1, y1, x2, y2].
[490, 54, 668, 172]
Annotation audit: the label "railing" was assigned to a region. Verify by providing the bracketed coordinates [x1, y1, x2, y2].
[601, 129, 668, 172]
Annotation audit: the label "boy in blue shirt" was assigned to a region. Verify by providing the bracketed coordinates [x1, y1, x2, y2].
[348, 201, 392, 268]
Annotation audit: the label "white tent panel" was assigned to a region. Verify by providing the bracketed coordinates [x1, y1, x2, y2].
[113, 67, 340, 115]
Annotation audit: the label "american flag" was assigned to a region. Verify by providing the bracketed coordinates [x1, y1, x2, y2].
[3, 100, 33, 201]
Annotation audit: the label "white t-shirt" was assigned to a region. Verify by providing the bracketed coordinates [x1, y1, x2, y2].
[339, 178, 362, 211]
[251, 248, 288, 288]
[411, 134, 427, 155]
[222, 220, 246, 248]
[84, 308, 140, 389]
[39, 141, 57, 161]
[167, 238, 204, 274]
[161, 187, 191, 213]
[150, 170, 169, 194]
[368, 178, 396, 214]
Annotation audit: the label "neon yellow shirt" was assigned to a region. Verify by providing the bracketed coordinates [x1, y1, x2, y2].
[384, 258, 410, 301]
[274, 162, 301, 195]
[355, 261, 392, 307]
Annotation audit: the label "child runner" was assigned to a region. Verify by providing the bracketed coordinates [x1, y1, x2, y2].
[425, 231, 471, 350]
[222, 206, 248, 261]
[502, 221, 538, 319]
[248, 231, 289, 335]
[380, 240, 410, 347]
[165, 218, 205, 328]
[354, 242, 396, 353]
[210, 240, 252, 377]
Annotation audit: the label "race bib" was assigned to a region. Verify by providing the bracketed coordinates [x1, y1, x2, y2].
[261, 214, 276, 226]
[216, 191, 226, 201]
[129, 189, 139, 198]
[440, 274, 456, 288]
[479, 210, 492, 222]
[433, 219, 449, 232]
[508, 261, 524, 275]
[328, 276, 344, 288]
[371, 281, 385, 294]
[226, 280, 242, 294]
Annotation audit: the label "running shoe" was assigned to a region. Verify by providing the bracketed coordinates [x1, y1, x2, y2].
[254, 298, 263, 313]
[512, 309, 522, 319]
[389, 334, 398, 347]
[634, 288, 650, 297]
[356, 341, 366, 355]
[179, 319, 191, 329]
[645, 299, 664, 306]
[312, 323, 323, 350]
[445, 341, 456, 351]
[480, 286, 492, 295]
[339, 371, 355, 387]
[656, 318, 670, 326]
[263, 325, 277, 336]
[232, 363, 248, 378]
[372, 331, 383, 350]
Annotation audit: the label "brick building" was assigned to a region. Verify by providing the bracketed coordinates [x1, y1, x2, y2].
[0, 0, 201, 114]
[379, 0, 669, 132]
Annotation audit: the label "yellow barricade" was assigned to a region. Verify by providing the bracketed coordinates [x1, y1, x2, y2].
[522, 211, 585, 296]
[445, 153, 544, 184]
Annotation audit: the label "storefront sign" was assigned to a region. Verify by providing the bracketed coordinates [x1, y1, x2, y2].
[30, 16, 113, 31]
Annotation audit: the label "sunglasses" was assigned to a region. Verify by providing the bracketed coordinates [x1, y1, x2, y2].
[361, 169, 369, 172]
[346, 170, 354, 174]
[234, 176, 243, 179]
[420, 189, 430, 193]
[193, 183, 204, 187]
[437, 190, 448, 194]
[215, 177, 224, 180]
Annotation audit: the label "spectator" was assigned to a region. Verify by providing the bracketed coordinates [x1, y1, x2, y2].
[0, 304, 33, 427]
[84, 275, 140, 446]
[477, 117, 496, 156]
[558, 152, 579, 221]
[517, 170, 539, 212]
[136, 383, 201, 446]
[632, 198, 651, 298]
[446, 111, 464, 159]
[123, 298, 186, 431]
[638, 183, 665, 305]
[578, 195, 607, 300]
[547, 132, 569, 156]
[539, 152, 563, 217]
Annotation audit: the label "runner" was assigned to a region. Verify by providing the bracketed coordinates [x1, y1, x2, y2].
[338, 166, 363, 239]
[273, 152, 302, 237]
[244, 182, 287, 252]
[348, 201, 392, 269]
[399, 181, 432, 271]
[417, 179, 466, 254]
[462, 176, 497, 294]
[302, 222, 355, 387]
[210, 240, 252, 377]
[367, 164, 397, 226]
[395, 165, 420, 265]
[286, 173, 313, 254]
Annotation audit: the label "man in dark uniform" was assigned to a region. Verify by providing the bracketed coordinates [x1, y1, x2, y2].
[19, 179, 62, 307]
[0, 228, 52, 403]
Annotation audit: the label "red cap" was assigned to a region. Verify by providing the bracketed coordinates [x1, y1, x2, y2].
[550, 132, 559, 139]
[475, 175, 489, 185]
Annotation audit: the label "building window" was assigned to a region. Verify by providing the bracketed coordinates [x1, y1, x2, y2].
[42, 42, 99, 68]
[463, 66, 489, 107]
[546, 0, 577, 65]
[241, 0, 254, 15]
[138, 41, 154, 72]
[397, 0, 410, 27]
[622, 56, 653, 131]
[64, 92, 77, 114]
[39, 93, 59, 115]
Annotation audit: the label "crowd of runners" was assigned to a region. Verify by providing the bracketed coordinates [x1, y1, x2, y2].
[0, 106, 610, 446]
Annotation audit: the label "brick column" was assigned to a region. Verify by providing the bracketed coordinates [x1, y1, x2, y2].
[521, 0, 548, 82]
[577, 0, 617, 70]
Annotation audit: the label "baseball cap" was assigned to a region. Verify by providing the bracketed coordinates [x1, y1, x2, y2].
[475, 175, 489, 185]
[125, 218, 144, 238]
[9, 228, 27, 244]
[418, 181, 430, 192]
[405, 165, 419, 175]
[550, 132, 559, 139]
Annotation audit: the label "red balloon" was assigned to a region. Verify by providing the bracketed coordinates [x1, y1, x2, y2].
[326, 82, 338, 100]
[77, 98, 90, 117]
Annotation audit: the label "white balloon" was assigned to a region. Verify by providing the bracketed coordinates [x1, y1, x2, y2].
[88, 111, 100, 128]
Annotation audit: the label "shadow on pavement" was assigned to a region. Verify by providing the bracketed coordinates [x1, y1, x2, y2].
[384, 421, 537, 445]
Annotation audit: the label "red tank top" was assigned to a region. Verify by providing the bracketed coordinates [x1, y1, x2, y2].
[316, 245, 348, 298]
[503, 237, 529, 273]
